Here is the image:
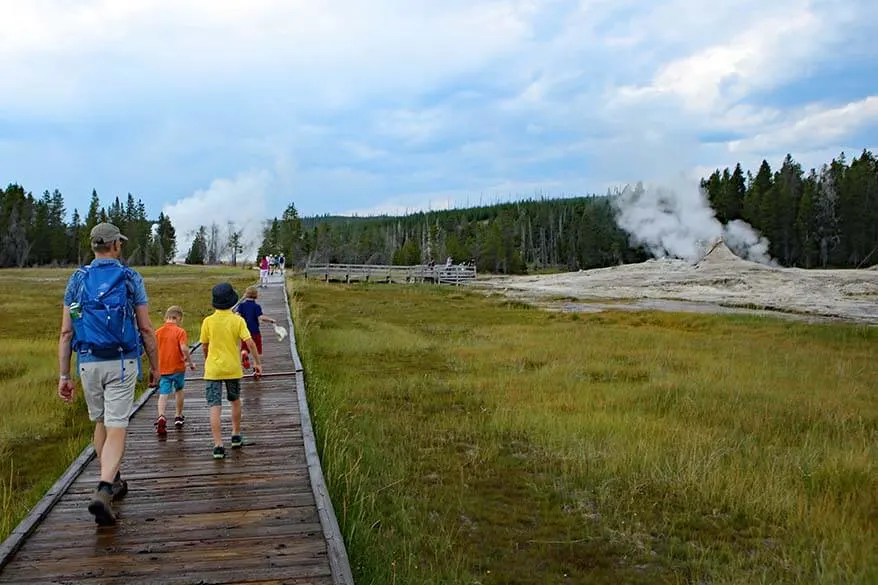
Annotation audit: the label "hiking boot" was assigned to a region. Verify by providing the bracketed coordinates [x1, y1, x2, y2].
[231, 435, 243, 449]
[174, 415, 185, 429]
[155, 415, 167, 436]
[213, 446, 226, 460]
[111, 478, 128, 501]
[88, 488, 117, 526]
[241, 350, 251, 369]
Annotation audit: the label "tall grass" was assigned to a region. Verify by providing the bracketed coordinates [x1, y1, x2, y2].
[0, 265, 255, 541]
[291, 279, 877, 584]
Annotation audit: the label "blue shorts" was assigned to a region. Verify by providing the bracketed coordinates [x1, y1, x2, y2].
[158, 373, 186, 395]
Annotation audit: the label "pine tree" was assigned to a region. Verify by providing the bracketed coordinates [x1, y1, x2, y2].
[69, 208, 83, 264]
[154, 212, 177, 265]
[185, 226, 207, 265]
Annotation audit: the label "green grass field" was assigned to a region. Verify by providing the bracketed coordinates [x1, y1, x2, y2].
[0, 265, 255, 541]
[291, 279, 877, 585]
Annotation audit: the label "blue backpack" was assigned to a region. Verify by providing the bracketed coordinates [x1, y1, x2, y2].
[70, 262, 141, 359]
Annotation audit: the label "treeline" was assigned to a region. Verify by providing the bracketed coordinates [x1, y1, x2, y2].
[701, 150, 878, 268]
[5, 149, 877, 272]
[0, 186, 177, 267]
[258, 197, 647, 274]
[256, 150, 876, 273]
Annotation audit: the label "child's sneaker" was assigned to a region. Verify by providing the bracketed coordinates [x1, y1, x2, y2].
[241, 350, 251, 369]
[174, 415, 185, 429]
[155, 415, 167, 436]
[212, 446, 226, 459]
[231, 435, 243, 449]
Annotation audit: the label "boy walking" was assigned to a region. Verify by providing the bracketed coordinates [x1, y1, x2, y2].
[234, 285, 277, 369]
[154, 305, 195, 436]
[200, 283, 262, 459]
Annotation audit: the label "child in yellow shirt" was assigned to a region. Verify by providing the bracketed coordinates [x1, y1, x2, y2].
[199, 283, 262, 459]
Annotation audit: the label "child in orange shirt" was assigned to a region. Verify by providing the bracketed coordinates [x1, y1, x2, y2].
[154, 305, 196, 436]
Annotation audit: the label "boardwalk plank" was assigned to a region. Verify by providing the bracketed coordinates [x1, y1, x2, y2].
[9, 565, 333, 585]
[0, 276, 348, 584]
[19, 508, 321, 558]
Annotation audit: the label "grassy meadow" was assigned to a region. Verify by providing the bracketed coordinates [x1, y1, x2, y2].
[0, 265, 255, 541]
[290, 279, 877, 585]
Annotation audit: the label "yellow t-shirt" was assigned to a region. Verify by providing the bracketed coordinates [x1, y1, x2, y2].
[199, 309, 252, 380]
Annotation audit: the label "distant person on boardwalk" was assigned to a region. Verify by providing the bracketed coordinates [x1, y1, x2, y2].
[154, 305, 196, 436]
[234, 285, 278, 369]
[278, 253, 285, 274]
[57, 222, 160, 526]
[259, 256, 269, 286]
[200, 283, 262, 459]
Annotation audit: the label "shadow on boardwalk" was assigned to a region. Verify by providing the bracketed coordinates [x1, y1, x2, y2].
[0, 275, 352, 585]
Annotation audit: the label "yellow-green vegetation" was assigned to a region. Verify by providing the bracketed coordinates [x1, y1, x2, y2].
[291, 279, 877, 585]
[0, 265, 255, 541]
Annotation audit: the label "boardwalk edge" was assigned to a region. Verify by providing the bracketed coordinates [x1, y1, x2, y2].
[283, 279, 355, 585]
[0, 385, 157, 571]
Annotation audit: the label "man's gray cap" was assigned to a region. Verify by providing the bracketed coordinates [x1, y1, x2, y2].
[90, 222, 128, 243]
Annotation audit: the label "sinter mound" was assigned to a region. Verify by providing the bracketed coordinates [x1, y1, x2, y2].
[695, 238, 750, 269]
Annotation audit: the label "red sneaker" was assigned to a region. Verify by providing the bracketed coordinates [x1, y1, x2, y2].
[155, 415, 167, 436]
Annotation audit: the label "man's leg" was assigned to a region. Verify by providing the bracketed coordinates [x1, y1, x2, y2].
[93, 422, 107, 458]
[80, 362, 114, 480]
[101, 359, 137, 483]
[86, 358, 136, 525]
[99, 427, 127, 484]
[175, 389, 184, 418]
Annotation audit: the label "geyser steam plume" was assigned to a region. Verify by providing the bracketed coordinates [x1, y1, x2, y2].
[611, 181, 775, 265]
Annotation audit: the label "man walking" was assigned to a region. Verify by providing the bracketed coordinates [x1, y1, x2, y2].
[57, 222, 160, 526]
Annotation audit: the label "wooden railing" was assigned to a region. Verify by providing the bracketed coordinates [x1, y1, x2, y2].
[304, 263, 477, 285]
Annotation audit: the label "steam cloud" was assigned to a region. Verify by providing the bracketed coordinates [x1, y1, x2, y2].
[163, 170, 271, 263]
[611, 181, 776, 265]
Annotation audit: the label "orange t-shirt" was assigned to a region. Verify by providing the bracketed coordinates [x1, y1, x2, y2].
[156, 322, 188, 375]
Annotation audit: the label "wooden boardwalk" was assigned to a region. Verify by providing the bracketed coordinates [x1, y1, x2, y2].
[0, 275, 352, 584]
[304, 262, 477, 285]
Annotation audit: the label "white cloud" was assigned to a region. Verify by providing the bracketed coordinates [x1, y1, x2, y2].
[0, 0, 875, 218]
[0, 0, 539, 116]
[728, 96, 878, 155]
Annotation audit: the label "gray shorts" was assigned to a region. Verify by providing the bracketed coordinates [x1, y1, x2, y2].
[205, 379, 241, 407]
[79, 359, 138, 428]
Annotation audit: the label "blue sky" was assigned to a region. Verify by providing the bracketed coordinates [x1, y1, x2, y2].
[1, 0, 876, 250]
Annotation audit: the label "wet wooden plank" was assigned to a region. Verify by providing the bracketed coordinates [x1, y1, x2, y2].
[9, 565, 333, 585]
[26, 508, 321, 547]
[0, 276, 348, 585]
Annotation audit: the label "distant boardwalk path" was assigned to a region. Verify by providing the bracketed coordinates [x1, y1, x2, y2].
[0, 274, 353, 584]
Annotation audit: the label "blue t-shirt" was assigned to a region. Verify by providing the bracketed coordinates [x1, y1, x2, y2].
[64, 258, 148, 363]
[235, 299, 263, 336]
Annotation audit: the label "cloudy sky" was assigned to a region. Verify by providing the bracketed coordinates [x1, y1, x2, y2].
[1, 0, 876, 250]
